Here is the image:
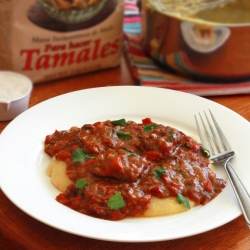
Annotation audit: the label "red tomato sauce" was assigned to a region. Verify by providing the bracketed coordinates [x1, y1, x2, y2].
[44, 118, 226, 220]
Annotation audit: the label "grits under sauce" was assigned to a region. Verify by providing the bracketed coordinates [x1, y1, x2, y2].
[44, 118, 226, 220]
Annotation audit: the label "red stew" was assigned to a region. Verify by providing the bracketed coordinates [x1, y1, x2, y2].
[44, 118, 226, 220]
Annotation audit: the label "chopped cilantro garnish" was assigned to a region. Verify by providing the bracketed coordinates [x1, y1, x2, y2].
[123, 149, 139, 157]
[72, 148, 95, 163]
[76, 179, 89, 189]
[116, 130, 132, 140]
[168, 131, 175, 140]
[153, 167, 166, 178]
[107, 192, 125, 210]
[201, 146, 210, 158]
[176, 193, 190, 209]
[112, 119, 130, 126]
[143, 123, 156, 132]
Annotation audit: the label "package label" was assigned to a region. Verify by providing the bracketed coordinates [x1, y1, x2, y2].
[0, 0, 124, 83]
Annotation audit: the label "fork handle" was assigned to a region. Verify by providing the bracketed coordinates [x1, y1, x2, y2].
[224, 161, 250, 230]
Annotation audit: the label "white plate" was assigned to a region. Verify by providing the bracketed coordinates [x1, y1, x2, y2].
[0, 86, 249, 242]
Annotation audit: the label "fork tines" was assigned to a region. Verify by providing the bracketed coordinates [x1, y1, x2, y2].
[195, 110, 233, 160]
[195, 110, 250, 229]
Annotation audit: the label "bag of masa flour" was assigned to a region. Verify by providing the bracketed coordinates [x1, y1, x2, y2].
[0, 0, 124, 83]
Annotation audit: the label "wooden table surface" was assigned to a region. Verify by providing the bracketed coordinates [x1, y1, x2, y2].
[0, 55, 250, 250]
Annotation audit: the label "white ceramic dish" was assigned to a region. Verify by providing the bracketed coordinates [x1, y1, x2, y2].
[0, 71, 32, 121]
[0, 86, 249, 242]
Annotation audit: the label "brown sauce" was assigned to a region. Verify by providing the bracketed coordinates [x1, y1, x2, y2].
[44, 118, 226, 220]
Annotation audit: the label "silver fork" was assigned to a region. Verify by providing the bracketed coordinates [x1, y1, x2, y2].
[195, 110, 250, 230]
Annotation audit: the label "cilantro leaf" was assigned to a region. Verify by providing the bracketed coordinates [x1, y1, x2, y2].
[153, 167, 166, 178]
[168, 131, 175, 140]
[116, 130, 132, 140]
[75, 179, 89, 189]
[112, 119, 130, 126]
[107, 192, 125, 210]
[143, 123, 156, 132]
[200, 146, 210, 158]
[72, 148, 95, 163]
[123, 149, 139, 157]
[176, 193, 190, 209]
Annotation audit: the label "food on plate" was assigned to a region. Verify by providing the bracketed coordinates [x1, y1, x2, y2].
[46, 157, 73, 192]
[44, 118, 226, 220]
[43, 0, 102, 10]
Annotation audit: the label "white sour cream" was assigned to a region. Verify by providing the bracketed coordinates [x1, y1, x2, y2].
[0, 71, 32, 102]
